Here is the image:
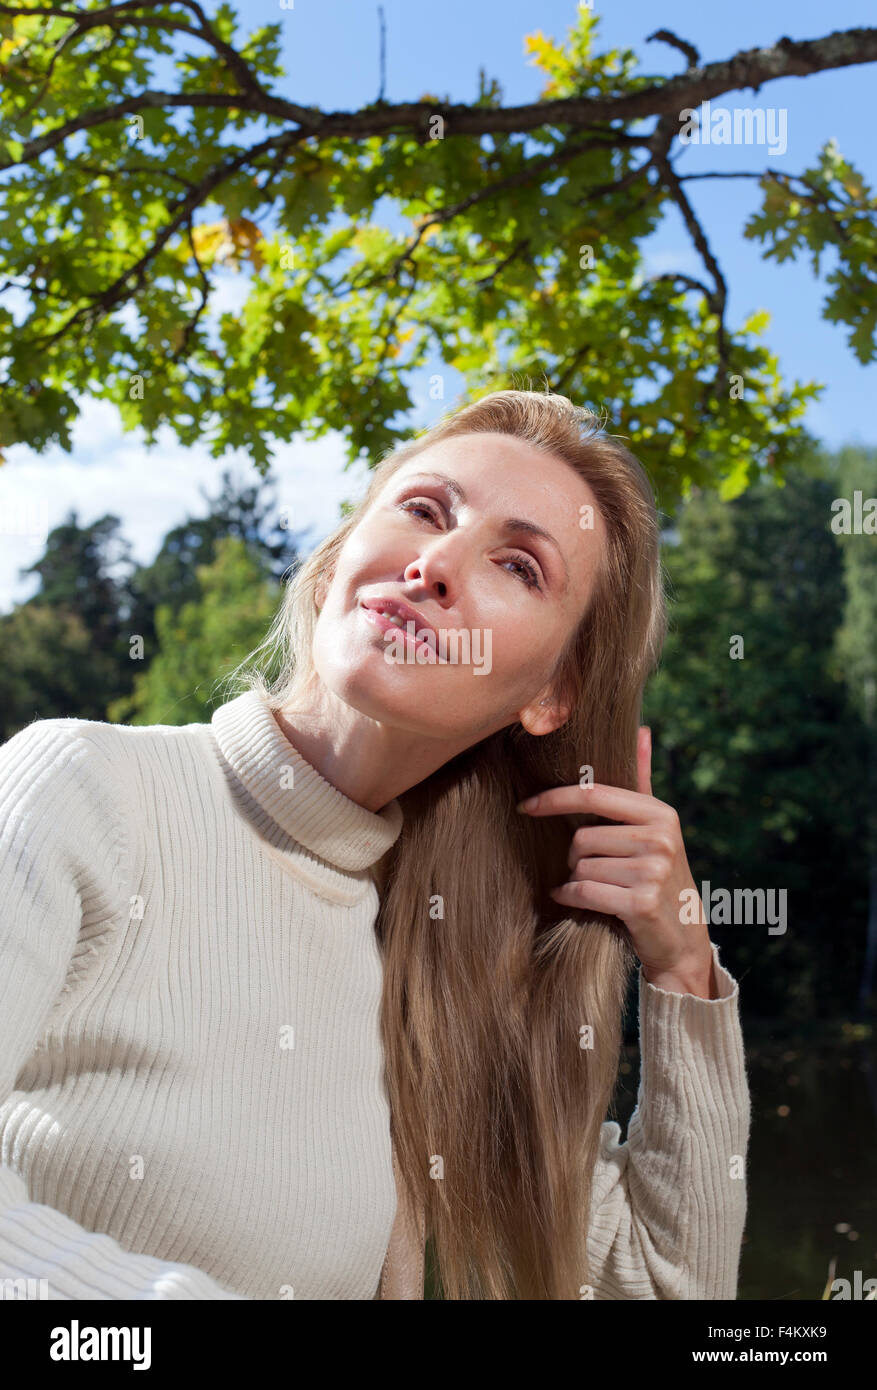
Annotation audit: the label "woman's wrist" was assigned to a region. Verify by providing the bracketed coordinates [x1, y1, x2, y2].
[641, 936, 716, 999]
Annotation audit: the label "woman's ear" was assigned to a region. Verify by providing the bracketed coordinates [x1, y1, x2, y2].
[518, 689, 570, 736]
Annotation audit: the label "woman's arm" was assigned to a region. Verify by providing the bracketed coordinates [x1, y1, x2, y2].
[585, 941, 750, 1299]
[0, 719, 246, 1300]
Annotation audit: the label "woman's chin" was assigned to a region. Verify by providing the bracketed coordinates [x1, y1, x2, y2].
[316, 655, 425, 720]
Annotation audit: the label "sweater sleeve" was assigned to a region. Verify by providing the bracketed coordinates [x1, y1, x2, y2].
[585, 940, 750, 1300]
[0, 718, 246, 1300]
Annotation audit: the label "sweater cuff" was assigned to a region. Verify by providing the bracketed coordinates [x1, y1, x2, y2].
[636, 941, 747, 1143]
[627, 941, 750, 1290]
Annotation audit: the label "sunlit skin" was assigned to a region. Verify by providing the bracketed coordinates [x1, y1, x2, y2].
[274, 431, 715, 997]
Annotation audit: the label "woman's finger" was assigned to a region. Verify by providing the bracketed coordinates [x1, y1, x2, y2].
[637, 726, 652, 797]
[549, 879, 632, 917]
[519, 781, 654, 823]
[565, 824, 651, 869]
[568, 856, 644, 887]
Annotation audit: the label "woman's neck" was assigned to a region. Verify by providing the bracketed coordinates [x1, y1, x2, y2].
[272, 679, 480, 814]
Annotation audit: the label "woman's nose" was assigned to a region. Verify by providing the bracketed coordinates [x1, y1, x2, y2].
[403, 563, 448, 599]
[402, 544, 460, 598]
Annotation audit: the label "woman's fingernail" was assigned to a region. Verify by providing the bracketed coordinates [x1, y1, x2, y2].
[516, 795, 539, 812]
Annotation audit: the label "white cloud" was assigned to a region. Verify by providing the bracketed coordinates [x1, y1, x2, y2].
[0, 394, 375, 612]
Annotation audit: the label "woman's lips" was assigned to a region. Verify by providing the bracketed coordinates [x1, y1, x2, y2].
[360, 605, 445, 661]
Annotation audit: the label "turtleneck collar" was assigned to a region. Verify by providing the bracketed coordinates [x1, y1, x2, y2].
[209, 689, 404, 898]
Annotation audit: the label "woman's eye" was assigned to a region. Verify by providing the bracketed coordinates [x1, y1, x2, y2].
[399, 498, 439, 523]
[397, 497, 542, 591]
[503, 554, 541, 590]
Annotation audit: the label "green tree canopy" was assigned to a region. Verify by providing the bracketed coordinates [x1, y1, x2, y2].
[0, 600, 117, 740]
[126, 466, 301, 653]
[108, 532, 281, 725]
[18, 509, 133, 647]
[1, 5, 876, 500]
[0, 472, 294, 737]
[829, 446, 877, 1010]
[643, 458, 870, 1021]
[0, 511, 138, 737]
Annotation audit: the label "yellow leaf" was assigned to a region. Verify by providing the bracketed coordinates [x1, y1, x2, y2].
[742, 309, 771, 335]
[523, 30, 560, 73]
[229, 218, 265, 269]
[229, 217, 262, 247]
[190, 221, 231, 263]
[388, 326, 416, 358]
[184, 217, 265, 271]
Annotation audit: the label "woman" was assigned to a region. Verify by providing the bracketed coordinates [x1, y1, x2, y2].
[0, 389, 749, 1301]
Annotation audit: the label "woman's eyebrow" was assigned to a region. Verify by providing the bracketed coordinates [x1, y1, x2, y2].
[400, 471, 570, 590]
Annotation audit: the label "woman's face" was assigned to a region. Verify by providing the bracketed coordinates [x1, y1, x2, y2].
[310, 431, 606, 740]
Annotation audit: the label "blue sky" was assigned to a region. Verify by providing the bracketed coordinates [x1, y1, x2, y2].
[1, 0, 874, 609]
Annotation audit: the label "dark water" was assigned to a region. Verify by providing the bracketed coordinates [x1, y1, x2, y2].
[737, 1030, 877, 1301]
[613, 1026, 877, 1301]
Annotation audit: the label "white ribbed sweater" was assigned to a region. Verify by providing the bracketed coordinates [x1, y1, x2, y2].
[0, 690, 751, 1300]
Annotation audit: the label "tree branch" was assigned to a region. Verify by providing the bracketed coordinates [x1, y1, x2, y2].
[357, 279, 419, 414]
[473, 236, 531, 289]
[649, 271, 715, 299]
[651, 148, 730, 382]
[647, 28, 700, 70]
[364, 133, 648, 290]
[21, 128, 309, 351]
[0, 0, 274, 100]
[2, 19, 876, 171]
[4, 10, 876, 411]
[0, 91, 318, 173]
[552, 343, 593, 395]
[171, 210, 212, 364]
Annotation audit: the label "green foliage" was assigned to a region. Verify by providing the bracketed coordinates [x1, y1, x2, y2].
[125, 467, 299, 656]
[0, 471, 294, 739]
[0, 512, 137, 740]
[829, 446, 877, 709]
[0, 601, 121, 741]
[0, 5, 864, 502]
[643, 459, 870, 1020]
[745, 142, 877, 364]
[107, 535, 280, 726]
[18, 510, 133, 653]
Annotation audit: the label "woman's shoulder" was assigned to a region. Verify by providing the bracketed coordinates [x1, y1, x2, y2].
[2, 709, 204, 757]
[0, 710, 214, 808]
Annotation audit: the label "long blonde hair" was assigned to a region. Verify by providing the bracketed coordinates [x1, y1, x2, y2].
[229, 390, 667, 1298]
